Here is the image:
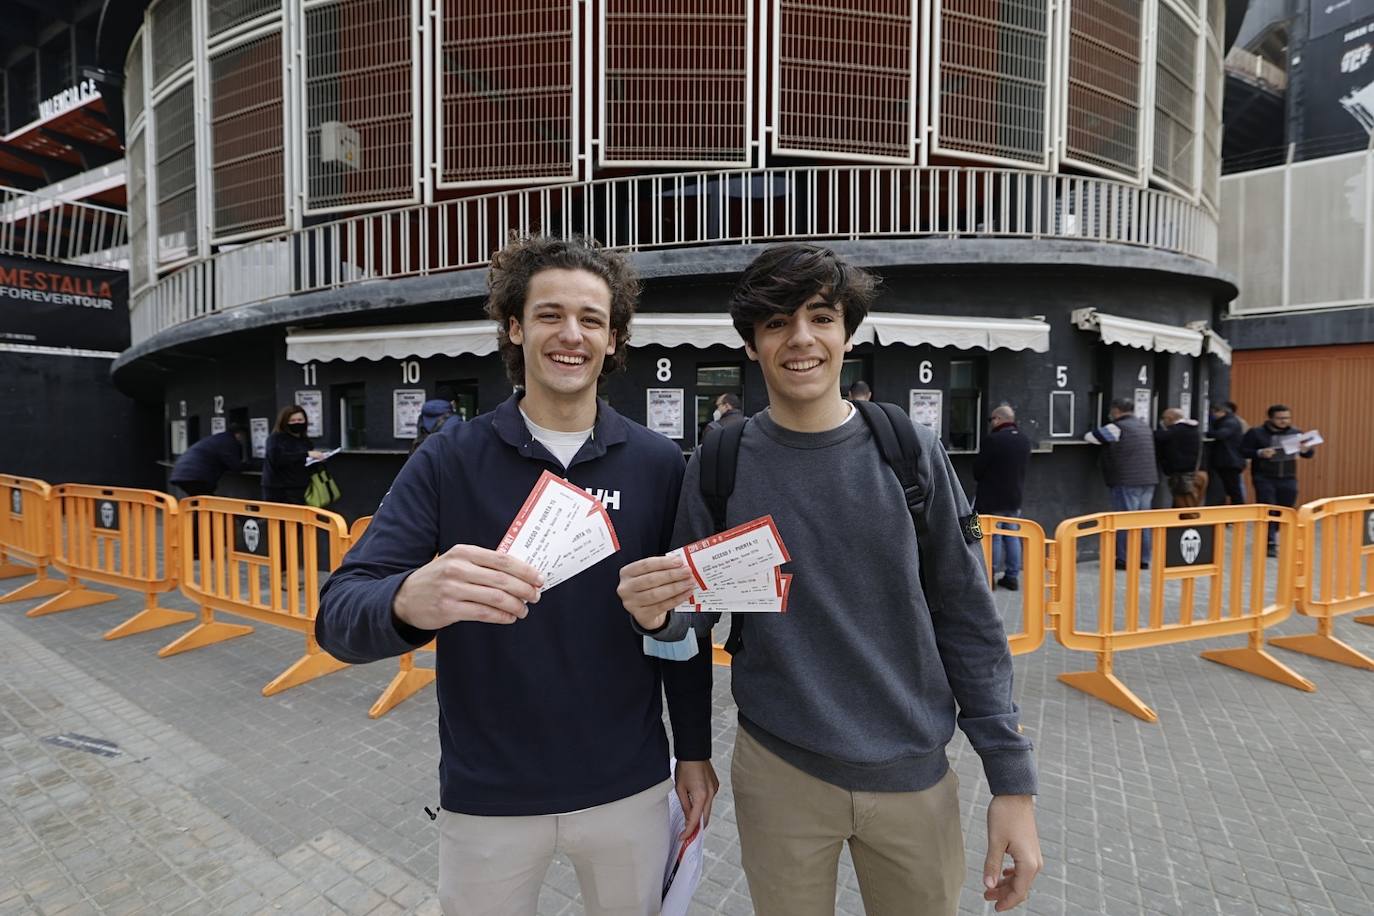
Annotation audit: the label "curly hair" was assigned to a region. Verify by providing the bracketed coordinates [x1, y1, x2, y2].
[728, 244, 879, 348]
[485, 235, 640, 385]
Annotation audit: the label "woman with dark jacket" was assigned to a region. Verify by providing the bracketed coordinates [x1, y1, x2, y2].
[262, 405, 324, 504]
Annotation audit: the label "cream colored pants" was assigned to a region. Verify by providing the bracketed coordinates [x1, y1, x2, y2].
[732, 727, 965, 916]
[437, 779, 671, 916]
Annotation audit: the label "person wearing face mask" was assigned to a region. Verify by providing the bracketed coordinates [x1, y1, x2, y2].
[704, 392, 745, 434]
[262, 405, 326, 504]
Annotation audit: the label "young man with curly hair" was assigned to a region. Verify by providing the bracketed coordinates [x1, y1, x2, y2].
[317, 235, 717, 916]
[620, 243, 1041, 915]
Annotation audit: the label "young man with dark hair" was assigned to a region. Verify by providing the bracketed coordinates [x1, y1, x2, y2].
[619, 243, 1040, 915]
[1208, 401, 1247, 504]
[1242, 403, 1319, 556]
[316, 235, 717, 916]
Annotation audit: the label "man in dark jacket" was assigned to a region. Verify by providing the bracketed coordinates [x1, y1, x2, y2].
[1086, 398, 1158, 568]
[973, 404, 1032, 590]
[704, 392, 745, 434]
[1155, 408, 1207, 507]
[1242, 404, 1319, 555]
[169, 425, 247, 496]
[1207, 402, 1246, 504]
[315, 236, 715, 915]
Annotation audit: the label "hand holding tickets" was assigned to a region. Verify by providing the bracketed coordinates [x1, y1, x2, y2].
[671, 516, 792, 614]
[499, 470, 620, 590]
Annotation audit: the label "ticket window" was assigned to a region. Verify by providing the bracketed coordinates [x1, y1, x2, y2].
[840, 357, 871, 398]
[695, 364, 743, 446]
[332, 383, 366, 449]
[948, 359, 983, 453]
[437, 379, 480, 420]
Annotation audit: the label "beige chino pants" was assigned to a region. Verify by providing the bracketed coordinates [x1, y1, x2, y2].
[437, 779, 671, 916]
[732, 727, 965, 916]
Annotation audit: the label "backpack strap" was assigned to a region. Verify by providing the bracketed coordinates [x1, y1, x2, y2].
[853, 400, 928, 536]
[698, 419, 747, 655]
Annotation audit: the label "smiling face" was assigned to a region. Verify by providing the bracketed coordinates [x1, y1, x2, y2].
[746, 295, 853, 427]
[508, 268, 616, 415]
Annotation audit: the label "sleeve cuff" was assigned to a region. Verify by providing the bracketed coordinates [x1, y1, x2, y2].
[979, 749, 1039, 797]
[385, 571, 438, 650]
[632, 611, 690, 642]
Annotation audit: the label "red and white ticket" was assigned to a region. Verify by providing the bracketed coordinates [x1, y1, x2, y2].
[670, 516, 792, 613]
[499, 470, 620, 590]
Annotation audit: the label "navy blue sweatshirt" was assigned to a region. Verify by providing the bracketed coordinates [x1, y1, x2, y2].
[315, 394, 711, 816]
[170, 431, 245, 487]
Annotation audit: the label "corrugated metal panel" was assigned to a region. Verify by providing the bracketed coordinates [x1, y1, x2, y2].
[1231, 344, 1374, 500]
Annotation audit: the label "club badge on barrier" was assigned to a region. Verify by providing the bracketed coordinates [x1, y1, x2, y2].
[234, 516, 268, 556]
[96, 500, 120, 530]
[9, 489, 20, 516]
[1165, 526, 1214, 568]
[1365, 510, 1374, 548]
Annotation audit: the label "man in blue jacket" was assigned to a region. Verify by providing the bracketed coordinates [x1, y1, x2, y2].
[169, 424, 247, 496]
[619, 245, 1040, 916]
[316, 236, 716, 916]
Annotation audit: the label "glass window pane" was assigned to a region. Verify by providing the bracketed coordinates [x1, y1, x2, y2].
[696, 365, 742, 389]
[950, 360, 976, 389]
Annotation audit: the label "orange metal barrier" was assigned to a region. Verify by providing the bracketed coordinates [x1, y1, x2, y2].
[1274, 494, 1374, 670]
[1051, 505, 1312, 722]
[342, 515, 438, 718]
[979, 514, 1048, 657]
[0, 475, 67, 603]
[164, 497, 350, 695]
[28, 485, 194, 639]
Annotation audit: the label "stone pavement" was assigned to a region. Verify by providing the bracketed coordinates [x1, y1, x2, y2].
[2, 569, 1373, 916]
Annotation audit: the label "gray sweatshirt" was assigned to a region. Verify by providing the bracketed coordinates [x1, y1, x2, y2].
[652, 407, 1037, 796]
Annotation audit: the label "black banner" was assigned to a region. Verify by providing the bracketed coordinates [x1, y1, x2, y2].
[1298, 14, 1374, 153]
[0, 254, 129, 351]
[1165, 525, 1215, 569]
[1363, 509, 1374, 547]
[1311, 0, 1374, 39]
[8, 488, 21, 517]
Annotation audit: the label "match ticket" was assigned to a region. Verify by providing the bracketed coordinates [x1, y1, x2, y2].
[499, 470, 620, 590]
[671, 516, 792, 613]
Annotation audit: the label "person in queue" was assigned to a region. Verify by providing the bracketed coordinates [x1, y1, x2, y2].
[261, 405, 326, 504]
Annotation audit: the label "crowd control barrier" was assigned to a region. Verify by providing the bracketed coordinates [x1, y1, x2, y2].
[163, 497, 350, 695]
[27, 485, 193, 640]
[0, 475, 67, 603]
[342, 515, 438, 718]
[1050, 505, 1313, 722]
[979, 514, 1048, 656]
[1274, 494, 1374, 670]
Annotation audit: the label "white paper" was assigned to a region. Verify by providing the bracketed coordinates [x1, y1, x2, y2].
[393, 389, 427, 439]
[294, 390, 324, 438]
[661, 763, 706, 916]
[671, 516, 792, 614]
[646, 388, 685, 439]
[250, 418, 269, 458]
[210, 416, 227, 435]
[305, 447, 343, 467]
[908, 389, 942, 438]
[1299, 429, 1323, 448]
[170, 420, 188, 456]
[1278, 434, 1302, 455]
[1134, 388, 1152, 422]
[499, 471, 620, 590]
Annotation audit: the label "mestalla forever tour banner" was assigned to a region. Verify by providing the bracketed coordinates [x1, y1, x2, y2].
[0, 254, 130, 352]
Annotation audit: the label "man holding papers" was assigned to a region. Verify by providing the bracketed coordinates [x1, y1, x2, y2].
[316, 236, 716, 916]
[621, 244, 1040, 915]
[1242, 403, 1321, 556]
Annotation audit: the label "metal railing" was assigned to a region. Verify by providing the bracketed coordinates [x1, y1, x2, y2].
[0, 186, 130, 270]
[130, 165, 1218, 346]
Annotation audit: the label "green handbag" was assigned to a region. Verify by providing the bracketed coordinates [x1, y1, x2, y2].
[305, 468, 341, 508]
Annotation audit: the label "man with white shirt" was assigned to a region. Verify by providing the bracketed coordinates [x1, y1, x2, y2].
[316, 235, 717, 916]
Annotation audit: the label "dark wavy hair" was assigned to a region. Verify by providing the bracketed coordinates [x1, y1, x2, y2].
[485, 235, 640, 385]
[728, 244, 879, 348]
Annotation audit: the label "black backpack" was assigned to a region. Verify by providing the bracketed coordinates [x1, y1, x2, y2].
[700, 400, 936, 656]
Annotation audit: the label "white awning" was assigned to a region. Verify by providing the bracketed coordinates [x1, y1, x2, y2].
[1203, 329, 1232, 365]
[627, 314, 739, 349]
[862, 313, 1050, 352]
[286, 321, 498, 364]
[1072, 309, 1203, 357]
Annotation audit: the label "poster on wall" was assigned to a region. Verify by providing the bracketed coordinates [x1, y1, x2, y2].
[170, 420, 188, 456]
[1299, 11, 1374, 153]
[646, 389, 685, 439]
[908, 389, 943, 438]
[210, 416, 227, 435]
[1134, 388, 1152, 421]
[393, 389, 426, 439]
[1180, 391, 1192, 420]
[0, 254, 129, 351]
[294, 390, 323, 438]
[250, 418, 269, 458]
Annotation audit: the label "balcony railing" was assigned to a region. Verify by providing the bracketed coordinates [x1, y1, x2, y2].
[130, 165, 1218, 348]
[0, 186, 129, 270]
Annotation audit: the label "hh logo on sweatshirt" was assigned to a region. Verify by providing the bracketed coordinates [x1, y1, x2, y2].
[585, 487, 621, 511]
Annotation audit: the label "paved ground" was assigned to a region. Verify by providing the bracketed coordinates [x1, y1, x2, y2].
[2, 564, 1373, 916]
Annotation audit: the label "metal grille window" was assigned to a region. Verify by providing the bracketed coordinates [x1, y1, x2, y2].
[1152, 2, 1199, 193]
[208, 0, 282, 37]
[1063, 0, 1142, 180]
[154, 82, 198, 264]
[602, 1, 749, 166]
[439, 2, 575, 185]
[937, 0, 1050, 165]
[150, 0, 195, 85]
[128, 132, 150, 290]
[1201, 36, 1223, 208]
[126, 33, 145, 127]
[211, 33, 286, 237]
[305, 0, 416, 211]
[774, 0, 914, 160]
